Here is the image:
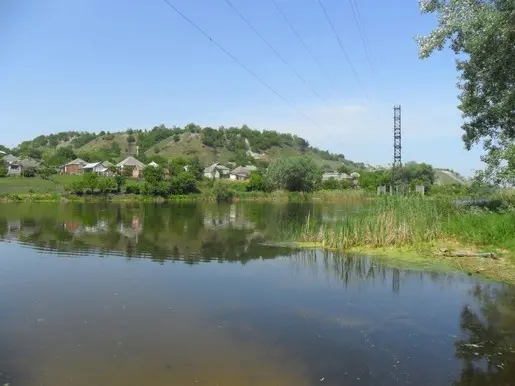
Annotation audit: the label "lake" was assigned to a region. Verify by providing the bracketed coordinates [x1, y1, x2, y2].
[0, 202, 514, 385]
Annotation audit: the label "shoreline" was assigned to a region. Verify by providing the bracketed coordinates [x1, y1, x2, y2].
[0, 191, 367, 203]
[275, 241, 515, 284]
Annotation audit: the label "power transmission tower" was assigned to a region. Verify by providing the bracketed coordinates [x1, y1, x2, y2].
[392, 105, 402, 186]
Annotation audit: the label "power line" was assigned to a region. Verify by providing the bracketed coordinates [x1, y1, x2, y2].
[223, 0, 328, 105]
[348, 0, 375, 72]
[316, 0, 369, 102]
[160, 0, 325, 131]
[270, 0, 334, 84]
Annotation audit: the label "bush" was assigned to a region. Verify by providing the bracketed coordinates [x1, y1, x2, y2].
[247, 171, 270, 192]
[39, 167, 57, 180]
[142, 181, 170, 197]
[142, 166, 165, 184]
[321, 177, 339, 190]
[213, 181, 234, 202]
[22, 167, 36, 177]
[169, 172, 199, 195]
[125, 185, 141, 195]
[0, 165, 7, 178]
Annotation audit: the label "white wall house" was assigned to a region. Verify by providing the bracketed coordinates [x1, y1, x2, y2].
[204, 163, 230, 179]
[229, 165, 258, 181]
[82, 161, 111, 176]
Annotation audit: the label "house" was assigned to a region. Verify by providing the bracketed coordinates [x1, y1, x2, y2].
[148, 161, 159, 168]
[229, 165, 258, 181]
[8, 158, 42, 176]
[64, 158, 87, 174]
[132, 165, 144, 179]
[82, 161, 112, 176]
[116, 156, 145, 174]
[204, 163, 230, 179]
[322, 171, 351, 181]
[2, 154, 19, 166]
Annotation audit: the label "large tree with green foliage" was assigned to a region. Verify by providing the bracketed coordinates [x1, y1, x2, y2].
[416, 0, 515, 185]
[265, 157, 322, 192]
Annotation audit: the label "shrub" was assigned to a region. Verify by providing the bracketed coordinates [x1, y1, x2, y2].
[39, 167, 56, 180]
[22, 167, 36, 177]
[247, 171, 270, 192]
[170, 172, 199, 195]
[212, 181, 234, 202]
[0, 165, 7, 178]
[125, 185, 140, 195]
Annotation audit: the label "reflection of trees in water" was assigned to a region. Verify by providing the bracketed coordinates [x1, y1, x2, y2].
[0, 203, 299, 264]
[289, 250, 462, 293]
[453, 283, 515, 385]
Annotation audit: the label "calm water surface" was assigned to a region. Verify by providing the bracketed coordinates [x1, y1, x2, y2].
[0, 203, 514, 385]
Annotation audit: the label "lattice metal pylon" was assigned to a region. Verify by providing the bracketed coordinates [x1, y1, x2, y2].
[392, 105, 402, 185]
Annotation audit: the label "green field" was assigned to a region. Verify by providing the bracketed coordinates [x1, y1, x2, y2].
[0, 177, 62, 194]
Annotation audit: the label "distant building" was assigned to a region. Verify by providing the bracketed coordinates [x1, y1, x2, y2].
[204, 163, 230, 179]
[82, 161, 112, 176]
[132, 165, 144, 179]
[7, 158, 42, 176]
[322, 171, 350, 181]
[117, 156, 145, 172]
[64, 158, 87, 175]
[148, 161, 159, 168]
[2, 154, 19, 166]
[229, 165, 258, 181]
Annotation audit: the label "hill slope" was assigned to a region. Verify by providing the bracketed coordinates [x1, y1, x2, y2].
[2, 124, 363, 170]
[434, 169, 468, 185]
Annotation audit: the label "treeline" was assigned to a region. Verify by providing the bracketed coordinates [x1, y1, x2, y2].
[5, 123, 352, 166]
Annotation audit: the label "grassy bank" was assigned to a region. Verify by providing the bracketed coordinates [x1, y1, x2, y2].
[275, 197, 515, 283]
[0, 189, 367, 203]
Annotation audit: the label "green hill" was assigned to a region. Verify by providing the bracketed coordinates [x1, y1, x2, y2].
[2, 124, 363, 171]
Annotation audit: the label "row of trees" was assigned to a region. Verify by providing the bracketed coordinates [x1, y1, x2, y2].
[245, 158, 437, 194]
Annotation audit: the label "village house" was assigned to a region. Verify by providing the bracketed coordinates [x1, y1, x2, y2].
[64, 158, 87, 175]
[7, 158, 42, 176]
[322, 171, 351, 181]
[116, 156, 145, 174]
[2, 154, 19, 166]
[82, 161, 113, 176]
[229, 165, 258, 181]
[203, 163, 230, 179]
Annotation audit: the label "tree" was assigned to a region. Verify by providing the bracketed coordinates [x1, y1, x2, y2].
[114, 174, 126, 192]
[142, 166, 165, 184]
[247, 171, 270, 192]
[416, 0, 515, 185]
[265, 157, 322, 192]
[337, 165, 350, 175]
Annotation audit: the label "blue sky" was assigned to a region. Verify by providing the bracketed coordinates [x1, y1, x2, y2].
[1, 0, 483, 175]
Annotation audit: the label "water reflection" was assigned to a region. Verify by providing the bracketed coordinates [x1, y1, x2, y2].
[0, 203, 514, 385]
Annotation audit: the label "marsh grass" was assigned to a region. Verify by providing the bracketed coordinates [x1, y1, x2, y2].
[277, 196, 515, 253]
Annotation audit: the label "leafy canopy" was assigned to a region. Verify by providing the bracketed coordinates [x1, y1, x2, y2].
[265, 157, 322, 192]
[416, 0, 515, 185]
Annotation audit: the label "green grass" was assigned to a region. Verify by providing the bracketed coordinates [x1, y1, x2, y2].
[51, 174, 83, 187]
[272, 196, 515, 282]
[276, 196, 514, 252]
[0, 177, 61, 194]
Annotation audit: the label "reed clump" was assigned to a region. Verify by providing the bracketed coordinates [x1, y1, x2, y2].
[278, 196, 515, 252]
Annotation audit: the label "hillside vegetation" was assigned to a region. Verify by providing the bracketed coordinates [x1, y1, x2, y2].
[1, 124, 363, 170]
